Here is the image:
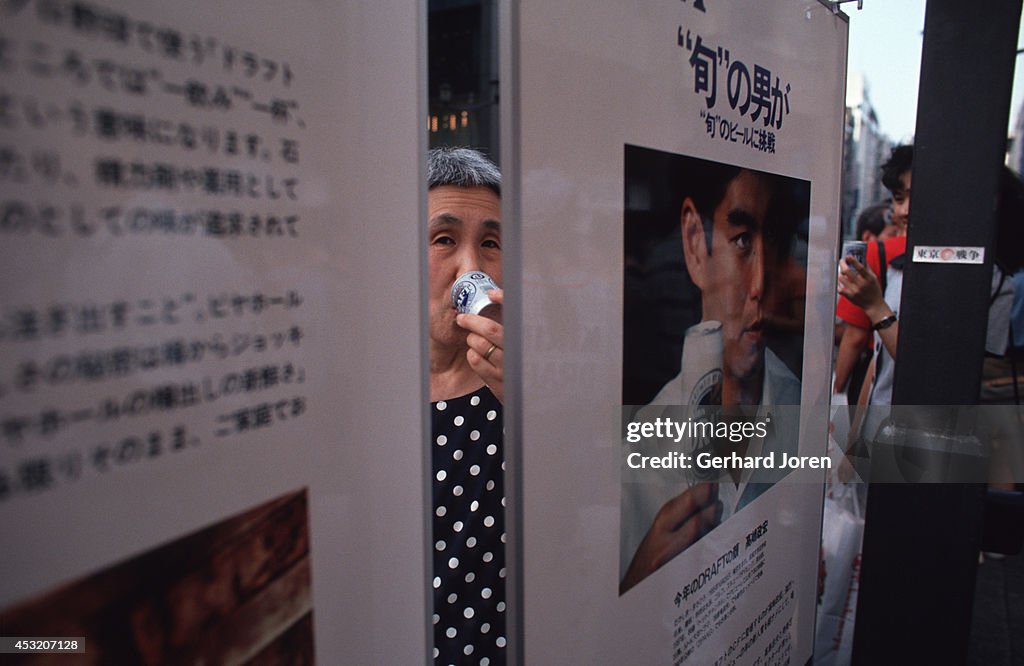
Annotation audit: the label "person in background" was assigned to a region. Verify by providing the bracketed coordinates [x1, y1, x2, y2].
[832, 202, 899, 402]
[855, 202, 892, 244]
[839, 146, 1016, 435]
[427, 147, 507, 664]
[835, 146, 913, 418]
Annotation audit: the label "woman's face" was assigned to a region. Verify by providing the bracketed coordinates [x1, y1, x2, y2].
[427, 185, 502, 349]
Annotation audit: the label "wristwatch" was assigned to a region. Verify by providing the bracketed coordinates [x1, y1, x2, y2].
[871, 314, 898, 331]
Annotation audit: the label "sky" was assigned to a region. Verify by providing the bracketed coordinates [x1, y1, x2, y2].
[846, 1, 1024, 143]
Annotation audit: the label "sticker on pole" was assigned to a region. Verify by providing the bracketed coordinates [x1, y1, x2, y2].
[911, 246, 985, 264]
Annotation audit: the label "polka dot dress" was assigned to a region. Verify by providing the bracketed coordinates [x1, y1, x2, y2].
[432, 387, 506, 665]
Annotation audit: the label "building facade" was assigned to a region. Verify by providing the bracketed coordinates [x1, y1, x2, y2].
[842, 72, 892, 238]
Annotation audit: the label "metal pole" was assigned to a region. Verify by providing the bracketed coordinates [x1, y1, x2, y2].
[852, 0, 1022, 663]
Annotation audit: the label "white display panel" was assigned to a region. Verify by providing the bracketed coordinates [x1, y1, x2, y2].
[505, 1, 846, 663]
[0, 2, 427, 663]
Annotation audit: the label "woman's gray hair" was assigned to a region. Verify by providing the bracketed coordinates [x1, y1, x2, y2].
[428, 147, 501, 196]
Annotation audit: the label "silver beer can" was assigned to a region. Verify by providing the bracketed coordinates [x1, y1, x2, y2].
[841, 240, 867, 266]
[679, 320, 724, 483]
[680, 320, 724, 407]
[451, 271, 501, 320]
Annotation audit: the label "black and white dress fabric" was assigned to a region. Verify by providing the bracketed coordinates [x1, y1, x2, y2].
[431, 386, 506, 665]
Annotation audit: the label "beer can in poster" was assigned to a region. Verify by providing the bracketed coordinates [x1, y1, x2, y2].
[679, 320, 724, 482]
[680, 320, 724, 407]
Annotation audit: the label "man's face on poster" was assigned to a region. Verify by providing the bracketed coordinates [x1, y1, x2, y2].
[681, 170, 776, 385]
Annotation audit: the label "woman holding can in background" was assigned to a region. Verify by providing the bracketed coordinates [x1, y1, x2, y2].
[426, 147, 508, 663]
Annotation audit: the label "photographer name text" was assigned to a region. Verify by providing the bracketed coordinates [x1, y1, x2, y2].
[626, 450, 830, 470]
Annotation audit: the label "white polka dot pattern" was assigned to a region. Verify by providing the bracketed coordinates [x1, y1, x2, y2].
[432, 387, 506, 664]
